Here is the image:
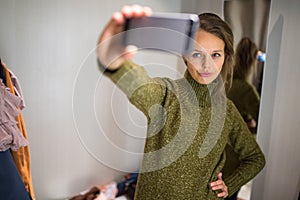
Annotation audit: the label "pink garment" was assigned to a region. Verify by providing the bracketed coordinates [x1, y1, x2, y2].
[0, 79, 28, 151]
[9, 70, 25, 109]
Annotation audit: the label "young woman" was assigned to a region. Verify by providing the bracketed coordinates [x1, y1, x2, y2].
[223, 37, 262, 200]
[227, 37, 261, 134]
[97, 5, 265, 199]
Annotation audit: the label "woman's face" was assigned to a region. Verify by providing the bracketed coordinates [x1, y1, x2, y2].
[185, 30, 225, 84]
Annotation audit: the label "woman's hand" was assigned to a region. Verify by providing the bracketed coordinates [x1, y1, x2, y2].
[97, 5, 152, 70]
[210, 172, 228, 198]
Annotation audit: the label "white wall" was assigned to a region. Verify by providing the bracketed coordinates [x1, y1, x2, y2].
[251, 0, 300, 199]
[181, 0, 224, 18]
[0, 0, 183, 199]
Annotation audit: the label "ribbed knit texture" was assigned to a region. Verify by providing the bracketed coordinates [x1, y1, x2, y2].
[222, 78, 261, 191]
[104, 61, 265, 199]
[227, 79, 260, 123]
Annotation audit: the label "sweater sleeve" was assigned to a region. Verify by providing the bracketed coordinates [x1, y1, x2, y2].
[103, 60, 167, 119]
[244, 84, 260, 122]
[223, 101, 265, 196]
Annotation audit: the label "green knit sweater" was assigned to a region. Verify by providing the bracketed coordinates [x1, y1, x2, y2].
[227, 79, 260, 124]
[104, 61, 265, 200]
[223, 79, 261, 181]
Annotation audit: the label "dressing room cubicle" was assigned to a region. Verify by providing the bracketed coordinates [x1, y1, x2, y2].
[0, 0, 299, 199]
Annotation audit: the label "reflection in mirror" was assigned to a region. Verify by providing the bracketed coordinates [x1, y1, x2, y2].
[224, 0, 271, 94]
[223, 0, 271, 200]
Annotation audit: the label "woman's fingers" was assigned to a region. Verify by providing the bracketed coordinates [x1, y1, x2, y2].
[217, 191, 228, 198]
[218, 172, 223, 180]
[131, 4, 144, 17]
[101, 5, 152, 41]
[121, 5, 152, 18]
[112, 12, 125, 25]
[97, 5, 152, 70]
[210, 172, 228, 198]
[211, 182, 224, 190]
[144, 6, 152, 16]
[121, 5, 133, 18]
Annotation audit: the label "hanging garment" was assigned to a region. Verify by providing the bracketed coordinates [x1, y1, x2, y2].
[1, 61, 35, 200]
[0, 79, 28, 151]
[0, 150, 31, 200]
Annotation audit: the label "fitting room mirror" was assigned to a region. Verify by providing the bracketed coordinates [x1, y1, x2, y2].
[224, 0, 271, 94]
[223, 0, 271, 199]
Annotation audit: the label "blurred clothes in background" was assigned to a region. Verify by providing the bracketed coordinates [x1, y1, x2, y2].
[0, 59, 35, 200]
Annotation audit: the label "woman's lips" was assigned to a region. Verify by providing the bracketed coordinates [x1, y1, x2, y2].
[198, 72, 212, 77]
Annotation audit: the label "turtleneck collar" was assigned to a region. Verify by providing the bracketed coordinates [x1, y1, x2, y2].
[176, 70, 218, 107]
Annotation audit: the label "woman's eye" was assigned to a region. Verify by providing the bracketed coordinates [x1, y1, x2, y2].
[212, 53, 221, 58]
[192, 52, 202, 58]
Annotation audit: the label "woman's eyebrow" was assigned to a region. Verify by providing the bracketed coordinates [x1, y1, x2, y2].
[212, 50, 224, 53]
[192, 49, 206, 53]
[193, 49, 224, 53]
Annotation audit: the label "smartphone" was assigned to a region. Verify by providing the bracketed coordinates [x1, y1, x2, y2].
[123, 12, 200, 55]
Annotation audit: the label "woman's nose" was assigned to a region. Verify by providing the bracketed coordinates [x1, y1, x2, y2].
[202, 54, 213, 69]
